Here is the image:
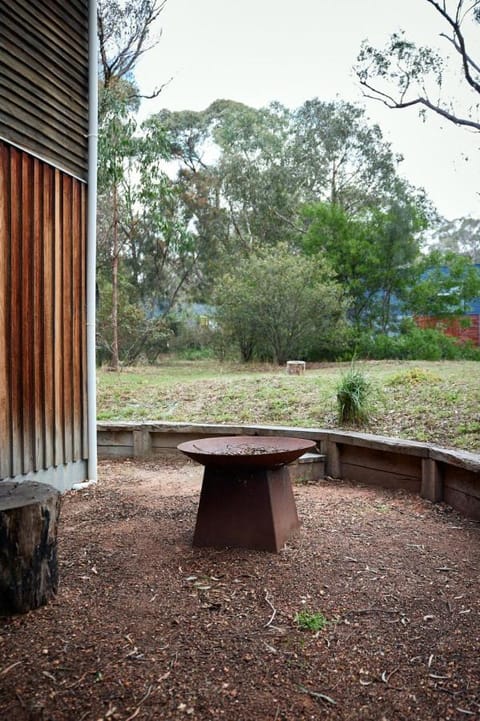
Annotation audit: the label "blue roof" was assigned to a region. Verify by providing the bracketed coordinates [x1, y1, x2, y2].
[469, 295, 480, 315]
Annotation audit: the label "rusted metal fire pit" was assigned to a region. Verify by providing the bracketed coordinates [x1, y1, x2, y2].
[178, 436, 317, 552]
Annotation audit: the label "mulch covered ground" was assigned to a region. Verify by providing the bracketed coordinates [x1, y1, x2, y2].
[1, 458, 479, 721]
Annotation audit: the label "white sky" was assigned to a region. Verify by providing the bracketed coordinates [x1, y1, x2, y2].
[136, 0, 480, 220]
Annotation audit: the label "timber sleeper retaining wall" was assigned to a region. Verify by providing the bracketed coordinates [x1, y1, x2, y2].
[97, 421, 480, 522]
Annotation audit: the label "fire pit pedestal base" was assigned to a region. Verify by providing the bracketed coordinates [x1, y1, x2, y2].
[193, 465, 299, 552]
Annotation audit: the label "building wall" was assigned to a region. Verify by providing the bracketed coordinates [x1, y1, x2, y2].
[415, 314, 480, 346]
[0, 0, 88, 180]
[0, 1, 89, 486]
[0, 143, 88, 480]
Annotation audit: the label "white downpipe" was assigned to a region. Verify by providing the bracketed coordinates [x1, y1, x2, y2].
[87, 0, 98, 482]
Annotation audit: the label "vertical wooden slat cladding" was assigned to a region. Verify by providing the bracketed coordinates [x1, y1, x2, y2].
[81, 186, 89, 459]
[0, 1, 88, 180]
[21, 153, 34, 474]
[62, 175, 74, 463]
[0, 146, 11, 479]
[54, 170, 65, 468]
[0, 141, 88, 478]
[72, 182, 83, 462]
[9, 148, 23, 477]
[43, 165, 55, 471]
[33, 158, 44, 472]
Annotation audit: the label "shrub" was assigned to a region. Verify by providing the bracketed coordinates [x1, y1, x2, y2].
[215, 243, 349, 364]
[336, 367, 372, 425]
[355, 325, 480, 361]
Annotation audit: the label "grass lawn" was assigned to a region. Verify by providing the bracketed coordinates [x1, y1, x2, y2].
[97, 359, 480, 453]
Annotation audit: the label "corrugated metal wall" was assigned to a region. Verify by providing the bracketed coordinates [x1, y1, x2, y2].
[0, 142, 88, 480]
[0, 0, 89, 180]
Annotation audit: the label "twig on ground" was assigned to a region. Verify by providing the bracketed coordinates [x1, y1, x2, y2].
[125, 683, 154, 721]
[299, 685, 337, 705]
[0, 661, 22, 676]
[456, 709, 476, 716]
[381, 667, 399, 684]
[264, 590, 277, 627]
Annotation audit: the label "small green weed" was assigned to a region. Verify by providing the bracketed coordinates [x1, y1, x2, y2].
[457, 421, 480, 435]
[336, 367, 371, 425]
[294, 610, 328, 632]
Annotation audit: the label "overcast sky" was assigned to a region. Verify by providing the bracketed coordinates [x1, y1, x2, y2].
[136, 0, 480, 221]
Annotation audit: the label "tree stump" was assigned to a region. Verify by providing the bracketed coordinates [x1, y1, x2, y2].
[286, 360, 306, 375]
[0, 482, 61, 615]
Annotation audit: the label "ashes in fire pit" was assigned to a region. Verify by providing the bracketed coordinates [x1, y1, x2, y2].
[178, 435, 317, 469]
[198, 443, 285, 455]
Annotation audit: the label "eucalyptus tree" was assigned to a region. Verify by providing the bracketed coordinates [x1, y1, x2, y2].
[356, 0, 480, 132]
[96, 0, 173, 366]
[429, 216, 480, 262]
[97, 107, 208, 365]
[97, 0, 167, 96]
[211, 100, 301, 251]
[126, 115, 201, 317]
[158, 100, 300, 255]
[291, 99, 402, 213]
[97, 84, 138, 369]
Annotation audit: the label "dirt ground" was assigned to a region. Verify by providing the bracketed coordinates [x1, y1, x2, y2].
[1, 457, 479, 721]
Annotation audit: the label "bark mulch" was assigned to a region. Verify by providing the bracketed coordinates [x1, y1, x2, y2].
[1, 458, 479, 721]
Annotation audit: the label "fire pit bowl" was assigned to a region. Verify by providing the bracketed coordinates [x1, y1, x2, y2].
[177, 435, 317, 469]
[178, 436, 317, 552]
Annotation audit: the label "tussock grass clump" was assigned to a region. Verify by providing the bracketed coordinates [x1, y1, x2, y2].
[336, 367, 371, 425]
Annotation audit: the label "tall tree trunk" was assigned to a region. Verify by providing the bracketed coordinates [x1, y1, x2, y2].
[111, 183, 120, 371]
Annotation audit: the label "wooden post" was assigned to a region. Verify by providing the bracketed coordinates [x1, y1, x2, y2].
[326, 440, 342, 478]
[421, 459, 444, 503]
[0, 481, 61, 615]
[133, 429, 152, 457]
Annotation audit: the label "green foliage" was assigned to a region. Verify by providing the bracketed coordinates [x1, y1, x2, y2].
[168, 310, 217, 359]
[155, 98, 419, 293]
[96, 276, 172, 365]
[301, 198, 427, 331]
[96, 86, 203, 366]
[98, 84, 138, 192]
[97, 0, 166, 88]
[336, 367, 372, 425]
[356, 324, 480, 361]
[215, 243, 349, 364]
[357, 30, 444, 100]
[294, 610, 328, 632]
[404, 251, 480, 318]
[292, 100, 401, 212]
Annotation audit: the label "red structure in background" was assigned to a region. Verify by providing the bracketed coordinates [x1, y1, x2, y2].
[415, 314, 480, 346]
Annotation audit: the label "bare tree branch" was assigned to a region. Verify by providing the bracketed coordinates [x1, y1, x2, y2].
[356, 0, 480, 132]
[360, 78, 480, 130]
[98, 0, 167, 87]
[426, 0, 480, 94]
